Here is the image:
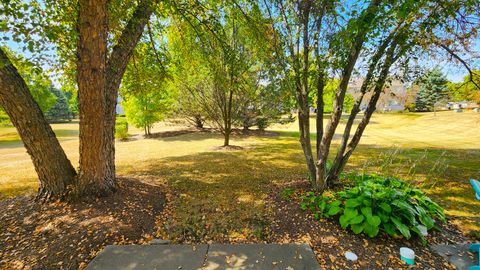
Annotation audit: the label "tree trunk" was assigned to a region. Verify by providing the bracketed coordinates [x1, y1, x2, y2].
[328, 40, 399, 182]
[0, 48, 76, 201]
[76, 0, 115, 197]
[297, 1, 316, 184]
[328, 32, 394, 184]
[315, 0, 383, 191]
[194, 115, 204, 129]
[223, 131, 230, 147]
[223, 84, 234, 147]
[104, 0, 160, 189]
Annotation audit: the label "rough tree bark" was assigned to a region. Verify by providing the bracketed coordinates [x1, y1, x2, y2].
[0, 48, 76, 200]
[76, 0, 113, 196]
[76, 0, 159, 197]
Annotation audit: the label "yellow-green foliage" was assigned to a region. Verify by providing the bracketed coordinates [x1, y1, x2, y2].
[115, 117, 129, 140]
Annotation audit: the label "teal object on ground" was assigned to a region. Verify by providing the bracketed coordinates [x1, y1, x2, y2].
[400, 247, 415, 266]
[468, 181, 480, 270]
[471, 179, 480, 200]
[400, 256, 415, 266]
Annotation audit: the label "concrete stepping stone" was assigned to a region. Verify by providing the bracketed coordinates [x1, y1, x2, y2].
[205, 243, 320, 270]
[86, 243, 321, 270]
[86, 244, 209, 270]
[431, 244, 478, 270]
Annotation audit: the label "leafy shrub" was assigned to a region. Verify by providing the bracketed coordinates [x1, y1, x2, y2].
[301, 174, 445, 240]
[115, 118, 129, 140]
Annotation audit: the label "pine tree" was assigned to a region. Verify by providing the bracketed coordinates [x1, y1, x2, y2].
[45, 87, 72, 123]
[415, 69, 449, 112]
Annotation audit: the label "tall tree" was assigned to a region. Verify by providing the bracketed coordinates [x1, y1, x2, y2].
[121, 42, 173, 136]
[415, 69, 449, 112]
[170, 2, 269, 146]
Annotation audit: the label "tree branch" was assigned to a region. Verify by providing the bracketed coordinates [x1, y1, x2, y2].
[437, 43, 480, 90]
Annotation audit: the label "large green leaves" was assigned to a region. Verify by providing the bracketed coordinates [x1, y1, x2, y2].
[391, 217, 411, 239]
[300, 174, 445, 241]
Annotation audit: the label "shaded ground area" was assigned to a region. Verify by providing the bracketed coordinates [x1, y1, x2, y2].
[0, 178, 165, 270]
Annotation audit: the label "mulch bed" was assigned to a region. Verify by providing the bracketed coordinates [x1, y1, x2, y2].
[0, 178, 165, 270]
[266, 180, 468, 269]
[144, 128, 279, 140]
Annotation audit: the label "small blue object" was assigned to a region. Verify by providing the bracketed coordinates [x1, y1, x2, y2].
[401, 256, 415, 266]
[400, 247, 415, 266]
[471, 179, 480, 200]
[468, 181, 480, 270]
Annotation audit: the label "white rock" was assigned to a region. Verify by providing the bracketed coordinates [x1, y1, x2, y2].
[345, 251, 358, 261]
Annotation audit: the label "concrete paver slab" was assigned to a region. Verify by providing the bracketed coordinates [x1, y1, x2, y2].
[205, 243, 320, 270]
[431, 244, 478, 270]
[85, 244, 208, 270]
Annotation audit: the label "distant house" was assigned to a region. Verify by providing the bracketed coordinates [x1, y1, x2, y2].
[348, 77, 407, 112]
[446, 101, 479, 110]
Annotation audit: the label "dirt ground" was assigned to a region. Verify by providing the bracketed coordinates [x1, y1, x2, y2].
[0, 178, 165, 270]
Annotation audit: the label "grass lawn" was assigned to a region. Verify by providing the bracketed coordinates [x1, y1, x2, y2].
[0, 111, 479, 238]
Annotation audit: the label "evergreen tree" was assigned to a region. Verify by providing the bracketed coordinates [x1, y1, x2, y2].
[45, 87, 72, 122]
[415, 69, 449, 112]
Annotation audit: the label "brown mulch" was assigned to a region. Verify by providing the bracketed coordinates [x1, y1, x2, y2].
[266, 180, 467, 270]
[212, 145, 246, 151]
[145, 128, 207, 139]
[145, 128, 279, 140]
[0, 178, 165, 270]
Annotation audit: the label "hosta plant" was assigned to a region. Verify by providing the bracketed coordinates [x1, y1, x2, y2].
[301, 174, 445, 240]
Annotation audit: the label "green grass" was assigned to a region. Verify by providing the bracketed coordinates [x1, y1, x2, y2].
[0, 111, 479, 237]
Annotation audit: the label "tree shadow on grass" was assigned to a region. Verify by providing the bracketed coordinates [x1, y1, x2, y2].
[120, 139, 307, 243]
